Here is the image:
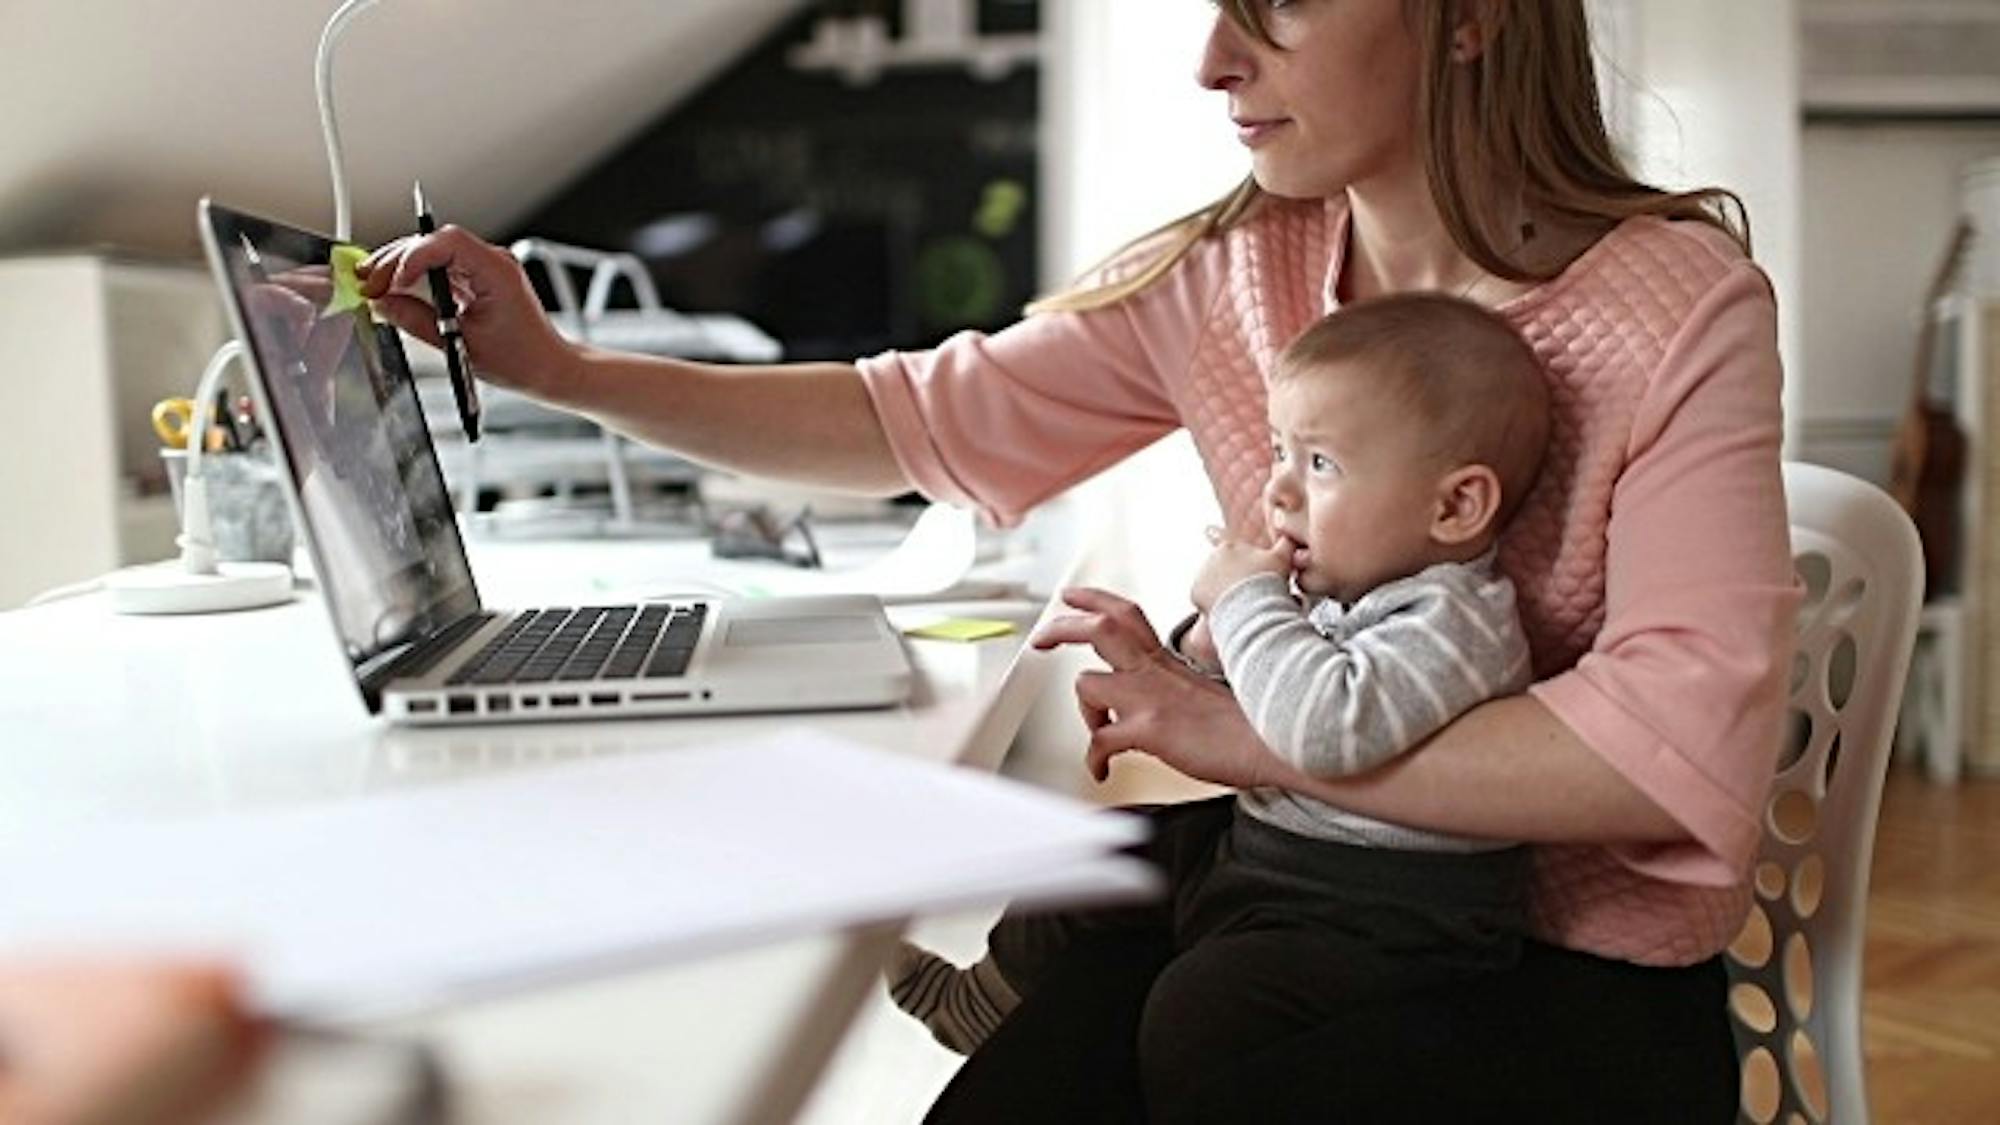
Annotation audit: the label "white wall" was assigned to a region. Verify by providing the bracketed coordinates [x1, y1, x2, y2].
[1040, 3, 1245, 285]
[1798, 122, 2000, 483]
[1038, 0, 1237, 618]
[0, 1, 803, 258]
[1010, 1, 1238, 804]
[1607, 0, 1804, 453]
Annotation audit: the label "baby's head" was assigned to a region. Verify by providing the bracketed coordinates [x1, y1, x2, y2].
[1263, 294, 1549, 604]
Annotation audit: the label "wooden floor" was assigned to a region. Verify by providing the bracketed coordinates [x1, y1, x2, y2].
[1863, 767, 2000, 1123]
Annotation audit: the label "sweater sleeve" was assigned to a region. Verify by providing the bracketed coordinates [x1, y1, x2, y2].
[852, 240, 1225, 528]
[1529, 262, 1802, 887]
[1211, 570, 1531, 778]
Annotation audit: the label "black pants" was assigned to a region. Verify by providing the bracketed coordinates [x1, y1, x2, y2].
[926, 799, 1737, 1125]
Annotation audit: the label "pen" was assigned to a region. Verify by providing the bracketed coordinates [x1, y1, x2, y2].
[414, 181, 481, 442]
[236, 394, 268, 454]
[213, 387, 245, 453]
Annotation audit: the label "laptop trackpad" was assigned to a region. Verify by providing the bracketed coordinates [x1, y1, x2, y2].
[726, 617, 884, 647]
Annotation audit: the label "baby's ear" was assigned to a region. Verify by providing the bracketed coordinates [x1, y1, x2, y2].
[1431, 465, 1502, 546]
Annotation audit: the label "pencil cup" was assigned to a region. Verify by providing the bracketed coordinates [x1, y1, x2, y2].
[160, 449, 295, 564]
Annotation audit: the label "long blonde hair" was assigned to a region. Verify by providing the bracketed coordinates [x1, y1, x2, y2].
[1029, 0, 1749, 316]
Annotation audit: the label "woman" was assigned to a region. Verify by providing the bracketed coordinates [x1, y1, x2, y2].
[359, 1, 1797, 1119]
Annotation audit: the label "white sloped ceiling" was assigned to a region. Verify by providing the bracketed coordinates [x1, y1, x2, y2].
[0, 0, 805, 258]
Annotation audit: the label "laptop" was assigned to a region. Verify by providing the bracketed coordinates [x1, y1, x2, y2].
[198, 199, 913, 725]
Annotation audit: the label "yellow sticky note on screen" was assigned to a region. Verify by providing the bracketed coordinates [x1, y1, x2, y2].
[325, 243, 369, 314]
[904, 618, 1016, 643]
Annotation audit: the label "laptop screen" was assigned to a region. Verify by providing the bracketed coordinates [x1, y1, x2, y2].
[201, 202, 479, 674]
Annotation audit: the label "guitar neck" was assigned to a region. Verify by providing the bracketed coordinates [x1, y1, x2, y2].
[1910, 220, 1976, 410]
[1919, 300, 1962, 410]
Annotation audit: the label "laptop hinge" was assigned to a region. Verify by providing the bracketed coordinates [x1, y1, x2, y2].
[354, 611, 495, 713]
[355, 644, 416, 714]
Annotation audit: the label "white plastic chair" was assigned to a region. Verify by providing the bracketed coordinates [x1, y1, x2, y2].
[1727, 463, 1923, 1125]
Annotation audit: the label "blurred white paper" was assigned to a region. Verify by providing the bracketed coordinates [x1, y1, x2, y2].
[713, 503, 983, 601]
[0, 728, 1154, 1019]
[822, 502, 979, 597]
[470, 504, 995, 605]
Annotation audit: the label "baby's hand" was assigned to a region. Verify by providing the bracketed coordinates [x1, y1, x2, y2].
[1191, 527, 1291, 612]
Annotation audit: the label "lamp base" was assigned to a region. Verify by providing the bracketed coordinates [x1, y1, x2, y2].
[107, 561, 295, 615]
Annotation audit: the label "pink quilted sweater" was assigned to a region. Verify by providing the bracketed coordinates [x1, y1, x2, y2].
[857, 196, 1799, 965]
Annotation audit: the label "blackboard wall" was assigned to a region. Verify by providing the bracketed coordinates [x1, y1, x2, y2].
[506, 3, 1041, 362]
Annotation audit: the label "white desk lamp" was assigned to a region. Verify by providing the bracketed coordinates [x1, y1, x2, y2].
[319, 0, 384, 242]
[105, 343, 294, 614]
[109, 0, 388, 614]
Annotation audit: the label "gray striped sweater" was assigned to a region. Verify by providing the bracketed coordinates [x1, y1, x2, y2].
[1207, 551, 1531, 852]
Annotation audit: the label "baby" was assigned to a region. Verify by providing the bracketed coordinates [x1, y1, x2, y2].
[891, 292, 1552, 1057]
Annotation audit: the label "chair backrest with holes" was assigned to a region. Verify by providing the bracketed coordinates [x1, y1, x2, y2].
[1727, 463, 1923, 1125]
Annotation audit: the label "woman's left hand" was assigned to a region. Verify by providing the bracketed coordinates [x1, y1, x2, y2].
[1030, 587, 1285, 788]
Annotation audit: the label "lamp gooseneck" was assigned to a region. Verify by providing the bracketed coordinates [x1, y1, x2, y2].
[316, 0, 385, 242]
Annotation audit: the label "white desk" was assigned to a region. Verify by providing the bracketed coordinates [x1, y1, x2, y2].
[0, 528, 1069, 1124]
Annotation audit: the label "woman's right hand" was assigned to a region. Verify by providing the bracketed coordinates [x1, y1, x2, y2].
[355, 226, 580, 401]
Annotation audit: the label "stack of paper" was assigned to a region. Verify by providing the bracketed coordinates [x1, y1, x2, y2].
[0, 730, 1155, 1018]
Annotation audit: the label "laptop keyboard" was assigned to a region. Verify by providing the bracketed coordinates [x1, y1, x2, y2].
[446, 603, 710, 686]
[395, 611, 498, 679]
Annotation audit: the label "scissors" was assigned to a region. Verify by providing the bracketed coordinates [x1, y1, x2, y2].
[152, 397, 231, 453]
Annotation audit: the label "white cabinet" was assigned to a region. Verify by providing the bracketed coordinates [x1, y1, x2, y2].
[1892, 296, 2000, 781]
[1958, 296, 2000, 775]
[0, 255, 229, 608]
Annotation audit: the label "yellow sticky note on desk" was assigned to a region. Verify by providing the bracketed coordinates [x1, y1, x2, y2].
[325, 244, 369, 315]
[904, 618, 1016, 643]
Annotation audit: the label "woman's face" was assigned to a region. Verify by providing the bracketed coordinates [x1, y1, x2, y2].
[1196, 0, 1426, 199]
